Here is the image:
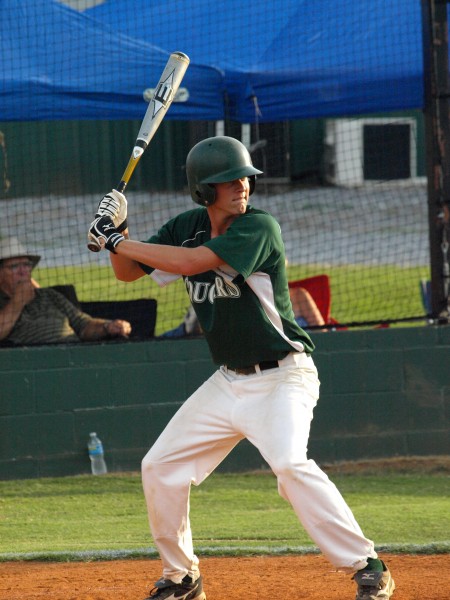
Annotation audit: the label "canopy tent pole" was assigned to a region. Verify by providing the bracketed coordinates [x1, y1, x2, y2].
[421, 0, 450, 322]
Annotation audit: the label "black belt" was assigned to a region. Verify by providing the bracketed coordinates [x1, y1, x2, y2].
[226, 359, 280, 376]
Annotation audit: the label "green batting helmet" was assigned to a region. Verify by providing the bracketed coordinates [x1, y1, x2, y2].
[186, 136, 263, 206]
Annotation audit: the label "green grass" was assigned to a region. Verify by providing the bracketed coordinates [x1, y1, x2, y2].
[34, 263, 430, 335]
[1, 471, 448, 560]
[286, 264, 430, 325]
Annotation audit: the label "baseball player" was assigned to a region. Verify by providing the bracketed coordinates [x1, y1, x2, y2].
[88, 136, 395, 600]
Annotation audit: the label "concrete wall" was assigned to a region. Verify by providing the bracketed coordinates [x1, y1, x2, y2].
[1, 326, 449, 480]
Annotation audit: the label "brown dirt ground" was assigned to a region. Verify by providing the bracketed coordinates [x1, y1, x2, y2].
[2, 555, 450, 600]
[2, 457, 449, 600]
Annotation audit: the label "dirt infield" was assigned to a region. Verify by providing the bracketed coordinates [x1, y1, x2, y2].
[3, 460, 449, 599]
[2, 554, 450, 600]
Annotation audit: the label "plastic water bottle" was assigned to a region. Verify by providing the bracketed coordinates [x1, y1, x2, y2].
[87, 432, 108, 475]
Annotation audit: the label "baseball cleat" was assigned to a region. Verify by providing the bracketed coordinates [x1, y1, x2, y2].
[144, 574, 206, 600]
[353, 564, 395, 600]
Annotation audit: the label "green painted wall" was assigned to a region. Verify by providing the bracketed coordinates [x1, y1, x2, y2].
[1, 326, 449, 480]
[0, 120, 190, 196]
[1, 111, 425, 197]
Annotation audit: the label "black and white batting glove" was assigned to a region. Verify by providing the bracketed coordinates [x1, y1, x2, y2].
[96, 189, 128, 232]
[88, 216, 125, 253]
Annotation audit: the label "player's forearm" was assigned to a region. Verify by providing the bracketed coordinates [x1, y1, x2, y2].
[114, 239, 222, 276]
[107, 228, 144, 282]
[110, 250, 144, 282]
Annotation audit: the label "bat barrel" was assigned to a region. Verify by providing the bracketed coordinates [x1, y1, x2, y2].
[87, 51, 190, 252]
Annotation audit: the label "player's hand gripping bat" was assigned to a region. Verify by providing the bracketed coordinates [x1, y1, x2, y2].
[87, 51, 190, 252]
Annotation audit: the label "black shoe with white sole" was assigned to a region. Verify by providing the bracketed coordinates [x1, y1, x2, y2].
[353, 563, 395, 600]
[144, 574, 206, 600]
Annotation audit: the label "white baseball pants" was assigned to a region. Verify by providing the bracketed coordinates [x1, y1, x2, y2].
[141, 352, 377, 583]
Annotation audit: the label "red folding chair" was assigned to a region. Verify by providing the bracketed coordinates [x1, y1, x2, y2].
[288, 274, 341, 327]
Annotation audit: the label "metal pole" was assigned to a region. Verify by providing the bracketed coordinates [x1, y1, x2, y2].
[421, 0, 450, 321]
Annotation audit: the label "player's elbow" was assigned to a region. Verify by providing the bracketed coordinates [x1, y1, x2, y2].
[180, 247, 222, 276]
[115, 272, 139, 282]
[112, 260, 145, 282]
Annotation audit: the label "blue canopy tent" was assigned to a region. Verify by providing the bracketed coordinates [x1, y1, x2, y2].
[86, 0, 425, 122]
[0, 0, 425, 122]
[0, 0, 224, 121]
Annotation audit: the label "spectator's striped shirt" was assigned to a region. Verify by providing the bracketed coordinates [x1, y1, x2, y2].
[0, 288, 92, 345]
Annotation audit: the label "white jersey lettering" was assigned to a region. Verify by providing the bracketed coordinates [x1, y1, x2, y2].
[186, 275, 242, 305]
[192, 282, 210, 303]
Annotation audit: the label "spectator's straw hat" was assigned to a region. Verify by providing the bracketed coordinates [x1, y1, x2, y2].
[0, 237, 41, 268]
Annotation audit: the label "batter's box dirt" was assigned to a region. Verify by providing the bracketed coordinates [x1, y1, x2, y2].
[2, 554, 449, 600]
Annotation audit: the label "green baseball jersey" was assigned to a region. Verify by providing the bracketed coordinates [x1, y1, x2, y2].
[142, 205, 314, 368]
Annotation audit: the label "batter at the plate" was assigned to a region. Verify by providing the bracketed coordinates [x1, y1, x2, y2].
[88, 136, 395, 600]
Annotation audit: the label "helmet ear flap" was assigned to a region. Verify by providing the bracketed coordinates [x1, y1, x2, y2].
[194, 183, 216, 206]
[248, 175, 256, 196]
[194, 177, 256, 206]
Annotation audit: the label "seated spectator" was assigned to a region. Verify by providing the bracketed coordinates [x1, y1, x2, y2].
[0, 237, 131, 345]
[285, 259, 325, 329]
[289, 285, 325, 328]
[158, 306, 203, 339]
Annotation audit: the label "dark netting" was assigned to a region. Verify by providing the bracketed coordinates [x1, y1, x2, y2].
[0, 1, 439, 337]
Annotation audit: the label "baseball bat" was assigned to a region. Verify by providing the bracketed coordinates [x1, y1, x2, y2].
[88, 51, 190, 252]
